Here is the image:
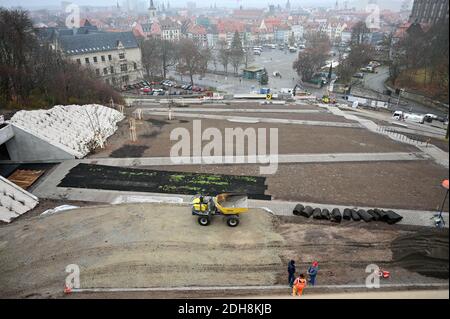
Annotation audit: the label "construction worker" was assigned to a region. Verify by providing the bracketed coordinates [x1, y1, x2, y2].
[292, 274, 307, 297]
[288, 260, 296, 287]
[307, 261, 319, 286]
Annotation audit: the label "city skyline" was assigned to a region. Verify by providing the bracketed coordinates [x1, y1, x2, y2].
[0, 0, 408, 11]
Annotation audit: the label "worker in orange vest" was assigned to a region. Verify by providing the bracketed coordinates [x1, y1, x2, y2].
[292, 274, 307, 297]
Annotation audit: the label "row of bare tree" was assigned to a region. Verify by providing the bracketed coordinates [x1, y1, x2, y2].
[390, 21, 449, 101]
[0, 8, 123, 110]
[140, 31, 249, 86]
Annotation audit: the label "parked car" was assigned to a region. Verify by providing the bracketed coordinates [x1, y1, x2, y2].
[353, 72, 364, 79]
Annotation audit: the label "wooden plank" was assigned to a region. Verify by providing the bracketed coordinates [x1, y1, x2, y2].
[7, 169, 44, 190]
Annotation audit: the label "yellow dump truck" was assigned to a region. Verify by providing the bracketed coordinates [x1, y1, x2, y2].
[192, 193, 249, 227]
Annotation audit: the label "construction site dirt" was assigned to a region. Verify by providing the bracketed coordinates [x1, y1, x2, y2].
[0, 203, 447, 298]
[132, 161, 448, 211]
[89, 116, 418, 159]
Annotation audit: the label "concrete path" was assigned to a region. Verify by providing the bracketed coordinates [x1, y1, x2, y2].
[83, 152, 429, 166]
[136, 107, 325, 114]
[143, 111, 362, 128]
[328, 106, 449, 168]
[71, 283, 449, 294]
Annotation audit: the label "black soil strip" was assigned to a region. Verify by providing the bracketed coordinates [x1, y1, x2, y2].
[110, 145, 150, 158]
[58, 163, 271, 200]
[391, 228, 449, 279]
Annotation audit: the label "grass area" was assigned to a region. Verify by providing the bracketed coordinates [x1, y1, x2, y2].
[395, 68, 449, 102]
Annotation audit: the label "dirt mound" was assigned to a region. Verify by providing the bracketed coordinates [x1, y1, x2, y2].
[0, 204, 284, 297]
[391, 229, 449, 279]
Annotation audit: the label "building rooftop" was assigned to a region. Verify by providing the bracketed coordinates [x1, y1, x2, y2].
[58, 31, 139, 55]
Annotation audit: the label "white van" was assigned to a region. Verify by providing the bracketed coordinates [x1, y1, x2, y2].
[393, 111, 425, 124]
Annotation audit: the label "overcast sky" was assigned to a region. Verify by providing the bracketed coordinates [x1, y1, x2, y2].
[0, 0, 406, 10]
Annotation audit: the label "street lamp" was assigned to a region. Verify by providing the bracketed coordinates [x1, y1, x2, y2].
[396, 88, 404, 108]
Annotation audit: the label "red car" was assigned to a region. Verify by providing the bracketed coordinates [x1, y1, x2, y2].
[141, 87, 152, 93]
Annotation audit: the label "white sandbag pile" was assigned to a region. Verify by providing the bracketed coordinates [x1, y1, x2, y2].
[0, 175, 39, 223]
[10, 104, 125, 158]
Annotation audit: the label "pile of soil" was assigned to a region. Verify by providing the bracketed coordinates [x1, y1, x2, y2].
[391, 228, 449, 279]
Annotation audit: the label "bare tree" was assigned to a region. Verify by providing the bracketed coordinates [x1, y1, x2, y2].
[351, 21, 370, 45]
[293, 31, 331, 81]
[176, 38, 205, 86]
[140, 39, 162, 80]
[217, 40, 230, 73]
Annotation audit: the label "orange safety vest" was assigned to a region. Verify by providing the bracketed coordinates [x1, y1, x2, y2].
[294, 278, 306, 289]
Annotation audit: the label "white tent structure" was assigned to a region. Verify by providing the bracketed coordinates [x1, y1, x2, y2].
[0, 176, 39, 223]
[9, 104, 124, 159]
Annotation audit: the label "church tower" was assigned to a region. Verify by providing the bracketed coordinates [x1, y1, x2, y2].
[149, 0, 157, 22]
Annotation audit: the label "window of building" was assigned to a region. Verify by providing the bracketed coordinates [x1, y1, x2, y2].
[85, 57, 90, 64]
[105, 79, 110, 85]
[112, 77, 117, 84]
[110, 66, 114, 74]
[101, 55, 106, 62]
[119, 52, 126, 59]
[93, 56, 98, 63]
[120, 63, 128, 72]
[133, 62, 137, 70]
[95, 69, 100, 76]
[108, 54, 112, 61]
[103, 68, 108, 75]
[76, 59, 81, 65]
[122, 75, 129, 83]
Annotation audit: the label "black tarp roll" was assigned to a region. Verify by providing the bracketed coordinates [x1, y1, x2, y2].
[321, 209, 331, 220]
[302, 206, 314, 218]
[312, 208, 322, 219]
[358, 209, 374, 222]
[293, 204, 305, 216]
[351, 209, 361, 221]
[343, 208, 352, 220]
[331, 208, 342, 223]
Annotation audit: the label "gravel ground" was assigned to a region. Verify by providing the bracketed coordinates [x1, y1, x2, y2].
[141, 161, 449, 211]
[0, 203, 447, 299]
[90, 116, 418, 158]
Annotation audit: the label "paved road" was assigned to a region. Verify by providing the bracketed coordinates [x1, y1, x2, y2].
[359, 66, 448, 117]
